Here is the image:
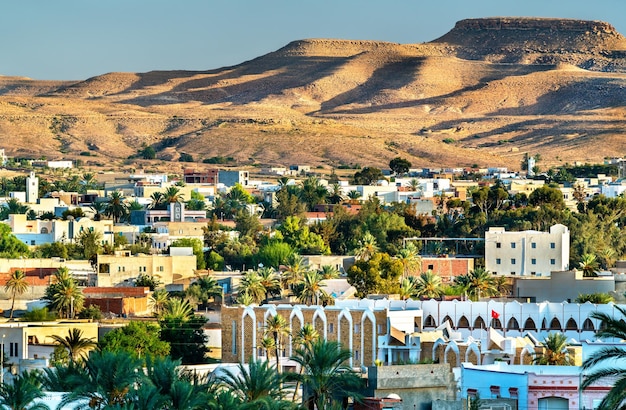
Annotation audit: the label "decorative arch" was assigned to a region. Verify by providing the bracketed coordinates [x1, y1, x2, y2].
[241, 307, 257, 363]
[465, 342, 481, 365]
[491, 318, 502, 329]
[442, 315, 454, 328]
[520, 345, 536, 365]
[361, 309, 376, 366]
[474, 316, 486, 330]
[549, 317, 562, 331]
[289, 308, 304, 356]
[541, 317, 548, 330]
[312, 308, 328, 339]
[457, 315, 470, 328]
[424, 315, 436, 328]
[444, 340, 460, 367]
[582, 318, 595, 331]
[507, 317, 520, 330]
[565, 318, 577, 330]
[338, 309, 353, 367]
[432, 338, 446, 363]
[523, 317, 537, 331]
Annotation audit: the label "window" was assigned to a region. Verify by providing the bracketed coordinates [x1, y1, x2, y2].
[496, 242, 501, 248]
[30, 240, 35, 245]
[355, 350, 360, 361]
[377, 324, 384, 334]
[531, 258, 536, 265]
[550, 242, 556, 249]
[531, 272, 536, 276]
[99, 264, 110, 274]
[329, 323, 334, 333]
[354, 324, 360, 334]
[510, 242, 516, 249]
[231, 321, 237, 355]
[511, 258, 516, 265]
[510, 271, 516, 275]
[531, 242, 537, 249]
[550, 259, 556, 265]
[496, 258, 501, 265]
[427, 264, 434, 270]
[258, 347, 265, 357]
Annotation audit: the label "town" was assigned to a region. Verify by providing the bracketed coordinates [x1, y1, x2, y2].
[0, 151, 625, 409]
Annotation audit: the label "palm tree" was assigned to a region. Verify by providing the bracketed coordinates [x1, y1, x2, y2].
[105, 190, 128, 223]
[5, 269, 29, 320]
[186, 275, 223, 308]
[90, 200, 108, 221]
[532, 332, 572, 365]
[395, 243, 421, 278]
[164, 186, 184, 203]
[0, 370, 50, 410]
[218, 359, 288, 404]
[291, 324, 320, 402]
[257, 267, 280, 304]
[144, 355, 208, 410]
[148, 288, 170, 317]
[149, 192, 167, 210]
[296, 271, 327, 306]
[281, 254, 309, 290]
[579, 253, 600, 277]
[455, 267, 498, 301]
[414, 271, 444, 300]
[582, 304, 626, 409]
[264, 314, 290, 372]
[319, 265, 340, 280]
[290, 339, 364, 410]
[299, 177, 327, 211]
[354, 232, 378, 261]
[398, 277, 417, 300]
[160, 297, 194, 321]
[44, 267, 83, 319]
[238, 271, 266, 305]
[59, 350, 144, 409]
[48, 328, 96, 363]
[346, 190, 362, 204]
[327, 183, 344, 205]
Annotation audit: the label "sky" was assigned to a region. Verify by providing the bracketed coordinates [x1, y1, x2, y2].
[2, 0, 626, 81]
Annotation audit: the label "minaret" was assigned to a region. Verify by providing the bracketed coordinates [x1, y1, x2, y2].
[26, 171, 39, 204]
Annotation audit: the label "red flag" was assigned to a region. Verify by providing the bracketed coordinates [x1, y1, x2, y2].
[491, 310, 500, 319]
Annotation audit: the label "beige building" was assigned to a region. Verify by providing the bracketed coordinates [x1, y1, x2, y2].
[222, 301, 429, 371]
[95, 250, 197, 287]
[485, 224, 570, 277]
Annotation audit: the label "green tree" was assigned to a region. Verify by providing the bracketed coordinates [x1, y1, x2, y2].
[532, 332, 572, 365]
[582, 305, 626, 409]
[238, 270, 267, 304]
[413, 270, 444, 300]
[141, 145, 156, 159]
[49, 328, 96, 363]
[159, 299, 209, 364]
[290, 339, 364, 409]
[455, 268, 498, 301]
[295, 271, 328, 306]
[0, 370, 50, 410]
[76, 228, 103, 260]
[148, 288, 170, 317]
[257, 240, 295, 269]
[104, 190, 128, 223]
[99, 321, 170, 362]
[347, 252, 403, 297]
[170, 237, 206, 270]
[5, 269, 29, 320]
[579, 253, 600, 277]
[185, 275, 223, 308]
[575, 293, 614, 304]
[218, 360, 288, 405]
[529, 185, 566, 210]
[352, 167, 385, 185]
[264, 314, 290, 372]
[0, 224, 29, 258]
[354, 231, 378, 261]
[389, 157, 412, 175]
[299, 176, 328, 211]
[278, 215, 330, 255]
[43, 267, 83, 319]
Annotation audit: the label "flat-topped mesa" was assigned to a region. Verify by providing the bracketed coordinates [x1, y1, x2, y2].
[431, 17, 626, 52]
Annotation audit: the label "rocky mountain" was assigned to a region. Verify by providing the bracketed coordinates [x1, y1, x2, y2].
[1, 17, 626, 172]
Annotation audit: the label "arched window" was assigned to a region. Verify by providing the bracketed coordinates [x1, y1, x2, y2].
[582, 318, 595, 331]
[443, 315, 453, 328]
[458, 316, 470, 328]
[491, 318, 502, 329]
[523, 317, 537, 331]
[507, 317, 520, 330]
[541, 318, 548, 330]
[474, 316, 486, 330]
[550, 317, 562, 330]
[565, 318, 577, 330]
[40, 227, 48, 234]
[424, 315, 436, 327]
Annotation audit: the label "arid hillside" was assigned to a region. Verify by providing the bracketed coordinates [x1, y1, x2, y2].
[1, 17, 626, 173]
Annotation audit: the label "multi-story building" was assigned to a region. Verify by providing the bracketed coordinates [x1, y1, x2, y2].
[95, 250, 197, 287]
[485, 224, 570, 277]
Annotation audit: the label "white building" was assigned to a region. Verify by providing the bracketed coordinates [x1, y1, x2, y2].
[485, 224, 570, 277]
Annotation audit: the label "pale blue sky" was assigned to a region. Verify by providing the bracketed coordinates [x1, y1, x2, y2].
[2, 0, 626, 80]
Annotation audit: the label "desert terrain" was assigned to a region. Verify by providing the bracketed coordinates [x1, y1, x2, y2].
[1, 17, 626, 173]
